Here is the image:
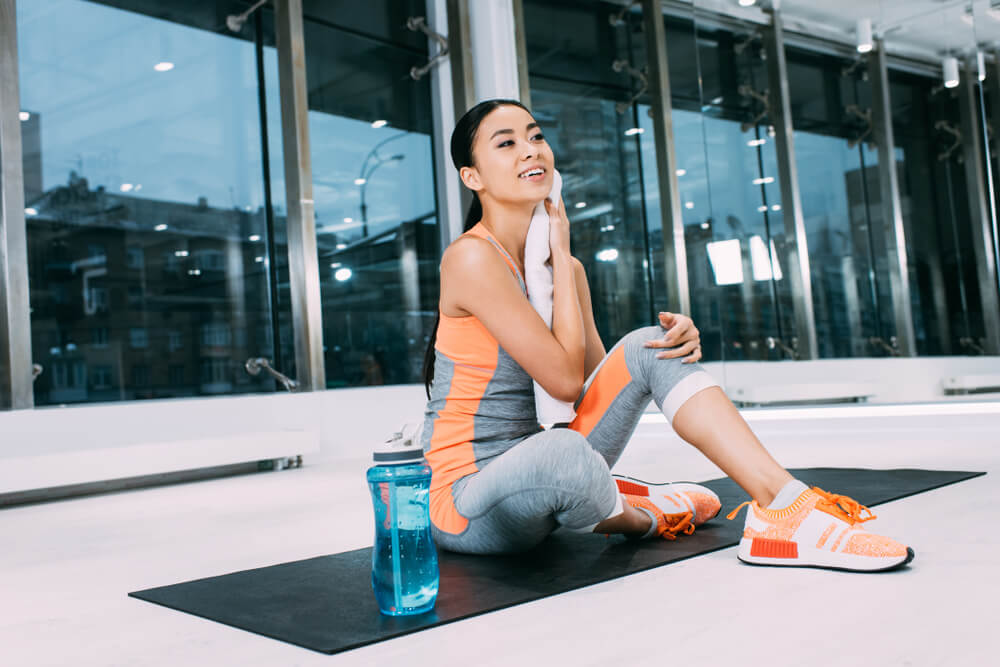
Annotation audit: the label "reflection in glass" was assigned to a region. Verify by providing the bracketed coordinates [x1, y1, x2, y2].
[524, 0, 655, 346]
[301, 3, 440, 387]
[18, 0, 281, 404]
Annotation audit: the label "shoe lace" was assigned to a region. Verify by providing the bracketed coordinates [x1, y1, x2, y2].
[812, 487, 876, 526]
[659, 511, 695, 540]
[725, 501, 750, 521]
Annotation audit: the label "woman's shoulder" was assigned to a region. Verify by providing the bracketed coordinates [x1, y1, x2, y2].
[441, 231, 499, 274]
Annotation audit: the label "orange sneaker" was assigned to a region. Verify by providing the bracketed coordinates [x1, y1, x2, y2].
[726, 486, 915, 572]
[622, 493, 695, 540]
[613, 474, 721, 526]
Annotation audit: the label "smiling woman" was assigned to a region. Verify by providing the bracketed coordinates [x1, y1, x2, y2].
[416, 99, 914, 572]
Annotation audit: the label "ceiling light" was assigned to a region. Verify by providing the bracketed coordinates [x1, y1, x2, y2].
[700, 222, 710, 230]
[757, 205, 768, 212]
[753, 176, 775, 185]
[155, 224, 168, 231]
[174, 250, 189, 257]
[336, 243, 347, 250]
[354, 178, 367, 185]
[575, 202, 587, 208]
[676, 168, 687, 176]
[249, 234, 261, 242]
[25, 207, 37, 216]
[685, 201, 695, 209]
[154, 62, 174, 72]
[977, 51, 986, 82]
[856, 18, 873, 54]
[335, 267, 353, 282]
[330, 262, 342, 268]
[120, 183, 134, 192]
[343, 217, 353, 223]
[19, 111, 29, 121]
[747, 138, 766, 147]
[738, 0, 756, 7]
[371, 119, 388, 128]
[624, 127, 644, 136]
[596, 248, 619, 262]
[943, 56, 960, 88]
[188, 268, 201, 276]
[255, 256, 264, 263]
[772, 204, 781, 211]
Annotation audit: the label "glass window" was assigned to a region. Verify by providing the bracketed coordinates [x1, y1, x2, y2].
[524, 0, 659, 346]
[300, 0, 440, 388]
[17, 0, 287, 405]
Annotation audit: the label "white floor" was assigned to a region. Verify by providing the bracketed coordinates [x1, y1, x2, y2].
[2, 408, 997, 667]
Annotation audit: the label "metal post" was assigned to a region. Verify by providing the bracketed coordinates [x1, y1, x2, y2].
[274, 0, 326, 389]
[762, 6, 818, 360]
[640, 0, 689, 316]
[512, 0, 532, 108]
[0, 0, 34, 409]
[868, 39, 916, 357]
[467, 0, 520, 101]
[958, 63, 1000, 354]
[429, 0, 466, 248]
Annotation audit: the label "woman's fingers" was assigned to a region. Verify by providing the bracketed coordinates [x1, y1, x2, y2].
[654, 339, 700, 360]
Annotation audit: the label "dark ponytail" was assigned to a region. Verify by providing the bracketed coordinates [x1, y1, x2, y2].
[422, 98, 531, 399]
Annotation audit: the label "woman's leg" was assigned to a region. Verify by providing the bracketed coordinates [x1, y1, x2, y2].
[671, 387, 792, 506]
[569, 324, 791, 508]
[432, 427, 648, 555]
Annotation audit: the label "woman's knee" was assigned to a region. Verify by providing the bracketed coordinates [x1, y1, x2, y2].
[528, 430, 610, 489]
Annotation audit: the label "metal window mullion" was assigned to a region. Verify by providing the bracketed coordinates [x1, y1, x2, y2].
[958, 63, 1000, 354]
[0, 0, 34, 409]
[512, 0, 531, 108]
[868, 39, 916, 357]
[641, 0, 689, 316]
[274, 0, 325, 390]
[762, 7, 818, 360]
[429, 0, 469, 249]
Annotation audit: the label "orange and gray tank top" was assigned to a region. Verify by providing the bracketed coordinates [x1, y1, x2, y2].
[421, 222, 542, 535]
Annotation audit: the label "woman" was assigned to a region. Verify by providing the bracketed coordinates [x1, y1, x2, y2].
[420, 99, 913, 572]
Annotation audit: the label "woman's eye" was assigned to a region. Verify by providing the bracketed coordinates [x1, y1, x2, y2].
[531, 133, 545, 141]
[498, 139, 514, 147]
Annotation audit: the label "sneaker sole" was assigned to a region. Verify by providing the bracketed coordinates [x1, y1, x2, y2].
[736, 538, 915, 572]
[613, 475, 721, 522]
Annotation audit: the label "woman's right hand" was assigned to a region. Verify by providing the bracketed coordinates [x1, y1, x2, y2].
[545, 196, 571, 257]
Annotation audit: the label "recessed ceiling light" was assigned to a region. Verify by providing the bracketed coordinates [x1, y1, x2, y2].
[19, 111, 29, 121]
[371, 120, 388, 128]
[154, 62, 174, 72]
[624, 127, 644, 136]
[575, 202, 587, 209]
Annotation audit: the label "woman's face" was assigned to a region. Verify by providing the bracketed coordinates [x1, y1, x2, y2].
[460, 104, 554, 206]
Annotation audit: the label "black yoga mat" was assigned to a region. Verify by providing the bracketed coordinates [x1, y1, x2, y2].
[130, 467, 984, 655]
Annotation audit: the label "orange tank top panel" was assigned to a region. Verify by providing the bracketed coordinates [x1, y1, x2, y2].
[422, 223, 540, 535]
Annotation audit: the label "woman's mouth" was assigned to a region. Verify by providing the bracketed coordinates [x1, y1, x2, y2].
[518, 167, 546, 182]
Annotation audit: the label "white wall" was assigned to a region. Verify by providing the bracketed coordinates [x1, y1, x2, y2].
[2, 356, 998, 494]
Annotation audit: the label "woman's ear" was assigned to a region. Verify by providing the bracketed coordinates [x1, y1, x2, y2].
[460, 165, 483, 193]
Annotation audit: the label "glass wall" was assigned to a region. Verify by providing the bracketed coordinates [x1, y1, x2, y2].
[16, 0, 290, 405]
[300, 0, 440, 388]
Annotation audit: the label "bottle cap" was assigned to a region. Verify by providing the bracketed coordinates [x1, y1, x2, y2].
[373, 422, 425, 463]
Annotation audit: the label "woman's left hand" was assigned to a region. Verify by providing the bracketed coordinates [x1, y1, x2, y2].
[644, 312, 702, 364]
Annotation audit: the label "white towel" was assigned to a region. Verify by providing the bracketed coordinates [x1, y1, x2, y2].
[524, 169, 577, 426]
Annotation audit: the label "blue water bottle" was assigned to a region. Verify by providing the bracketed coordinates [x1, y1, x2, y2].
[366, 423, 439, 616]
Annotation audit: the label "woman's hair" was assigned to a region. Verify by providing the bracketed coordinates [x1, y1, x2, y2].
[421, 98, 531, 399]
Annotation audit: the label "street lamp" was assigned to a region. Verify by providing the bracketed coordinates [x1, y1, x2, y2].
[356, 132, 409, 237]
[359, 153, 405, 236]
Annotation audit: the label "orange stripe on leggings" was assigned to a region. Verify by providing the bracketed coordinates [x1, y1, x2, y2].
[569, 345, 631, 438]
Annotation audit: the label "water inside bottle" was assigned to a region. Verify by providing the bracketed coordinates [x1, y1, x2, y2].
[371, 481, 439, 615]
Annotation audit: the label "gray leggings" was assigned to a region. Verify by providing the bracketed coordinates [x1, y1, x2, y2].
[431, 325, 719, 555]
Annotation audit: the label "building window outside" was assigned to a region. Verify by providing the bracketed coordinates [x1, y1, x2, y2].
[92, 365, 112, 389]
[126, 245, 144, 270]
[168, 330, 183, 352]
[91, 326, 109, 347]
[129, 327, 148, 349]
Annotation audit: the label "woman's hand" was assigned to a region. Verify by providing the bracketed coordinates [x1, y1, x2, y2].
[544, 196, 571, 257]
[645, 311, 702, 363]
